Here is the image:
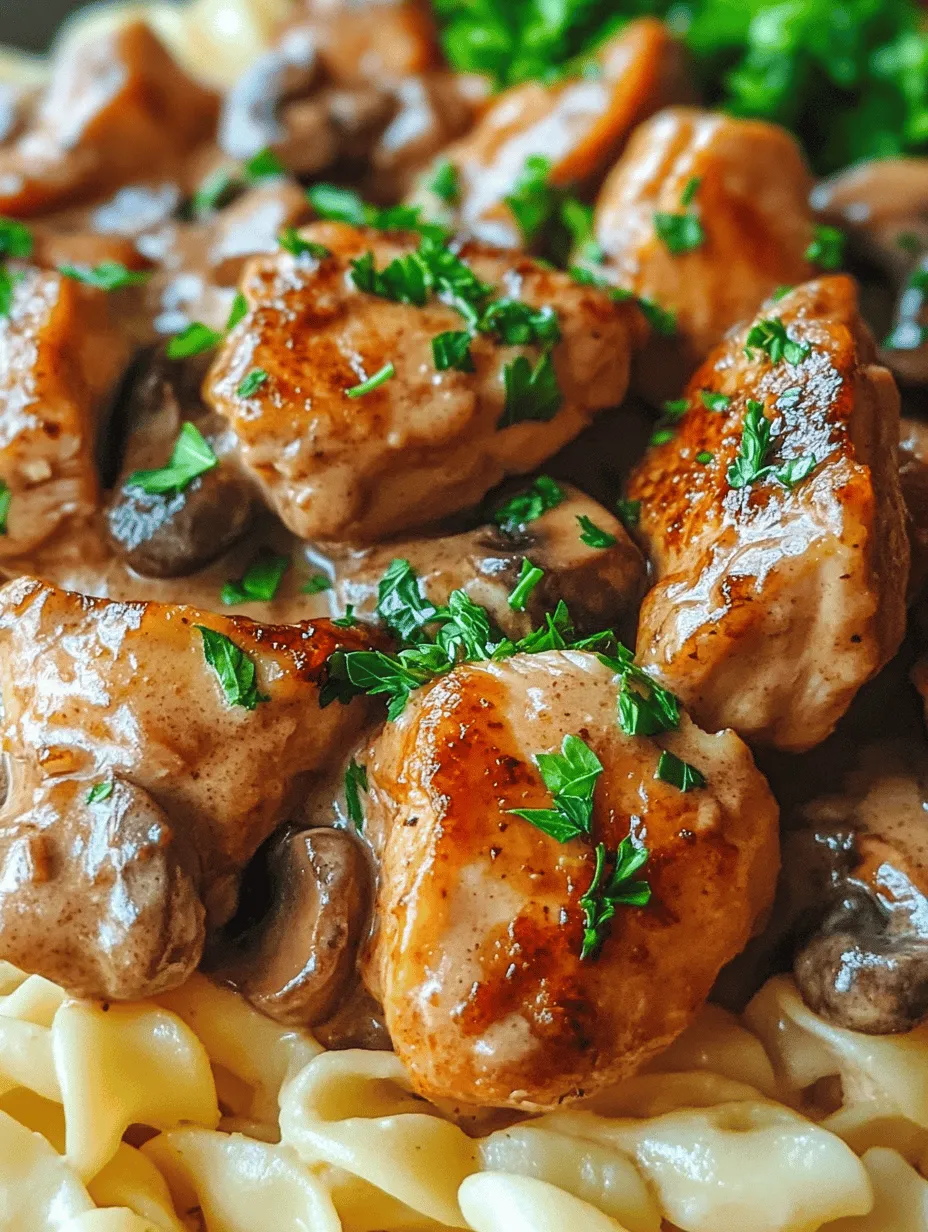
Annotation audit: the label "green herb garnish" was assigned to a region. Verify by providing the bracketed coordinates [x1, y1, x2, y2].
[226, 292, 248, 330]
[508, 558, 544, 611]
[59, 262, 150, 291]
[655, 749, 706, 792]
[196, 626, 267, 710]
[0, 218, 32, 259]
[221, 554, 289, 605]
[191, 166, 239, 216]
[346, 362, 395, 398]
[728, 399, 816, 490]
[577, 515, 617, 548]
[432, 329, 475, 372]
[505, 155, 560, 246]
[302, 574, 332, 595]
[655, 202, 704, 255]
[0, 481, 11, 534]
[499, 350, 562, 427]
[615, 497, 640, 529]
[333, 605, 358, 628]
[166, 322, 221, 360]
[279, 228, 330, 259]
[244, 148, 286, 181]
[237, 369, 268, 398]
[494, 475, 566, 534]
[376, 558, 437, 641]
[744, 317, 811, 365]
[86, 781, 113, 804]
[700, 390, 730, 412]
[805, 224, 846, 270]
[600, 646, 681, 737]
[580, 838, 651, 959]
[428, 159, 461, 204]
[696, 450, 714, 464]
[125, 422, 218, 495]
[344, 759, 368, 830]
[509, 733, 603, 842]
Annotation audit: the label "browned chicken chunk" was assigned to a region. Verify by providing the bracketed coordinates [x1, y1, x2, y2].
[593, 107, 815, 401]
[205, 222, 643, 543]
[335, 481, 645, 640]
[290, 0, 440, 88]
[360, 650, 779, 1109]
[0, 22, 218, 217]
[0, 577, 377, 999]
[629, 276, 909, 752]
[422, 20, 691, 248]
[0, 267, 131, 561]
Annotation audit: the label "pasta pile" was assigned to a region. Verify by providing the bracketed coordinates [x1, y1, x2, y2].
[2, 959, 928, 1232]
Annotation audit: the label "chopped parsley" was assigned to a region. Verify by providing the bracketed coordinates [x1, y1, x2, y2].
[615, 498, 640, 530]
[332, 606, 358, 628]
[226, 292, 248, 330]
[221, 553, 289, 605]
[344, 759, 368, 830]
[428, 159, 461, 204]
[509, 733, 603, 842]
[376, 558, 437, 641]
[559, 197, 604, 265]
[279, 228, 330, 259]
[243, 148, 286, 181]
[505, 155, 560, 246]
[654, 176, 705, 255]
[307, 183, 427, 233]
[662, 398, 689, 420]
[577, 515, 617, 548]
[350, 249, 431, 306]
[432, 329, 475, 372]
[346, 362, 395, 398]
[508, 559, 544, 611]
[600, 646, 681, 737]
[0, 267, 16, 317]
[59, 261, 150, 291]
[0, 481, 11, 534]
[479, 299, 560, 346]
[237, 369, 268, 398]
[86, 780, 113, 804]
[700, 390, 730, 412]
[655, 749, 706, 792]
[197, 625, 267, 710]
[696, 450, 714, 464]
[805, 224, 846, 270]
[728, 400, 816, 490]
[191, 166, 239, 217]
[499, 350, 562, 427]
[580, 837, 651, 959]
[0, 218, 32, 259]
[494, 475, 566, 534]
[125, 422, 218, 496]
[166, 321, 221, 360]
[301, 573, 332, 595]
[650, 428, 675, 446]
[637, 296, 677, 336]
[744, 317, 811, 366]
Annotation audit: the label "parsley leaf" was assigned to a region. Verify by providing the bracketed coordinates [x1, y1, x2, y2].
[654, 210, 705, 255]
[600, 646, 681, 737]
[350, 249, 431, 306]
[307, 183, 426, 233]
[499, 349, 562, 427]
[226, 292, 248, 331]
[237, 369, 268, 398]
[700, 390, 730, 412]
[376, 558, 437, 641]
[191, 166, 239, 216]
[494, 475, 566, 534]
[432, 329, 475, 372]
[428, 159, 461, 204]
[580, 838, 651, 960]
[86, 780, 113, 804]
[577, 515, 617, 548]
[125, 422, 218, 495]
[744, 317, 811, 365]
[696, 450, 714, 464]
[332, 605, 358, 628]
[509, 734, 603, 842]
[805, 224, 846, 270]
[663, 398, 689, 420]
[244, 148, 286, 181]
[346, 362, 395, 398]
[302, 573, 332, 595]
[0, 218, 32, 260]
[345, 759, 368, 830]
[279, 228, 330, 259]
[196, 625, 268, 710]
[655, 749, 706, 792]
[0, 481, 10, 533]
[221, 553, 289, 605]
[0, 267, 17, 317]
[775, 454, 817, 489]
[478, 299, 560, 345]
[505, 155, 560, 246]
[727, 399, 773, 489]
[59, 261, 150, 291]
[166, 321, 221, 360]
[508, 558, 544, 611]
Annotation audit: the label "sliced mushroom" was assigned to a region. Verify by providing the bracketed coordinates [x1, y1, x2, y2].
[219, 26, 321, 161]
[813, 158, 928, 385]
[105, 348, 260, 578]
[787, 760, 928, 1034]
[215, 826, 370, 1027]
[334, 481, 646, 640]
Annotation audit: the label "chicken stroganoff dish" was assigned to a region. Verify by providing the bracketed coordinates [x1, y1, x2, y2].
[5, 0, 928, 1228]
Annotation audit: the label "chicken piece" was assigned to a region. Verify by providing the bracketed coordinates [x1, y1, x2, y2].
[0, 22, 218, 217]
[205, 222, 643, 544]
[0, 576, 377, 999]
[0, 267, 131, 561]
[360, 649, 779, 1109]
[629, 276, 909, 752]
[900, 416, 928, 599]
[593, 107, 815, 403]
[335, 482, 645, 640]
[290, 0, 440, 87]
[423, 20, 691, 249]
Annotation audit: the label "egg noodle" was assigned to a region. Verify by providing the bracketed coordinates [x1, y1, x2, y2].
[1, 956, 926, 1231]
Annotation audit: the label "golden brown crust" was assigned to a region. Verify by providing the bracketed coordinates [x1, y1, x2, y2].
[629, 275, 909, 751]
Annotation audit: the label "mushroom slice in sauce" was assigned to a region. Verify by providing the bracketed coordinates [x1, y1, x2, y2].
[0, 22, 218, 218]
[420, 19, 693, 249]
[335, 482, 645, 641]
[592, 107, 815, 404]
[0, 267, 132, 562]
[629, 276, 909, 752]
[205, 221, 644, 544]
[360, 650, 778, 1110]
[106, 349, 260, 578]
[213, 826, 371, 1027]
[0, 575, 380, 1000]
